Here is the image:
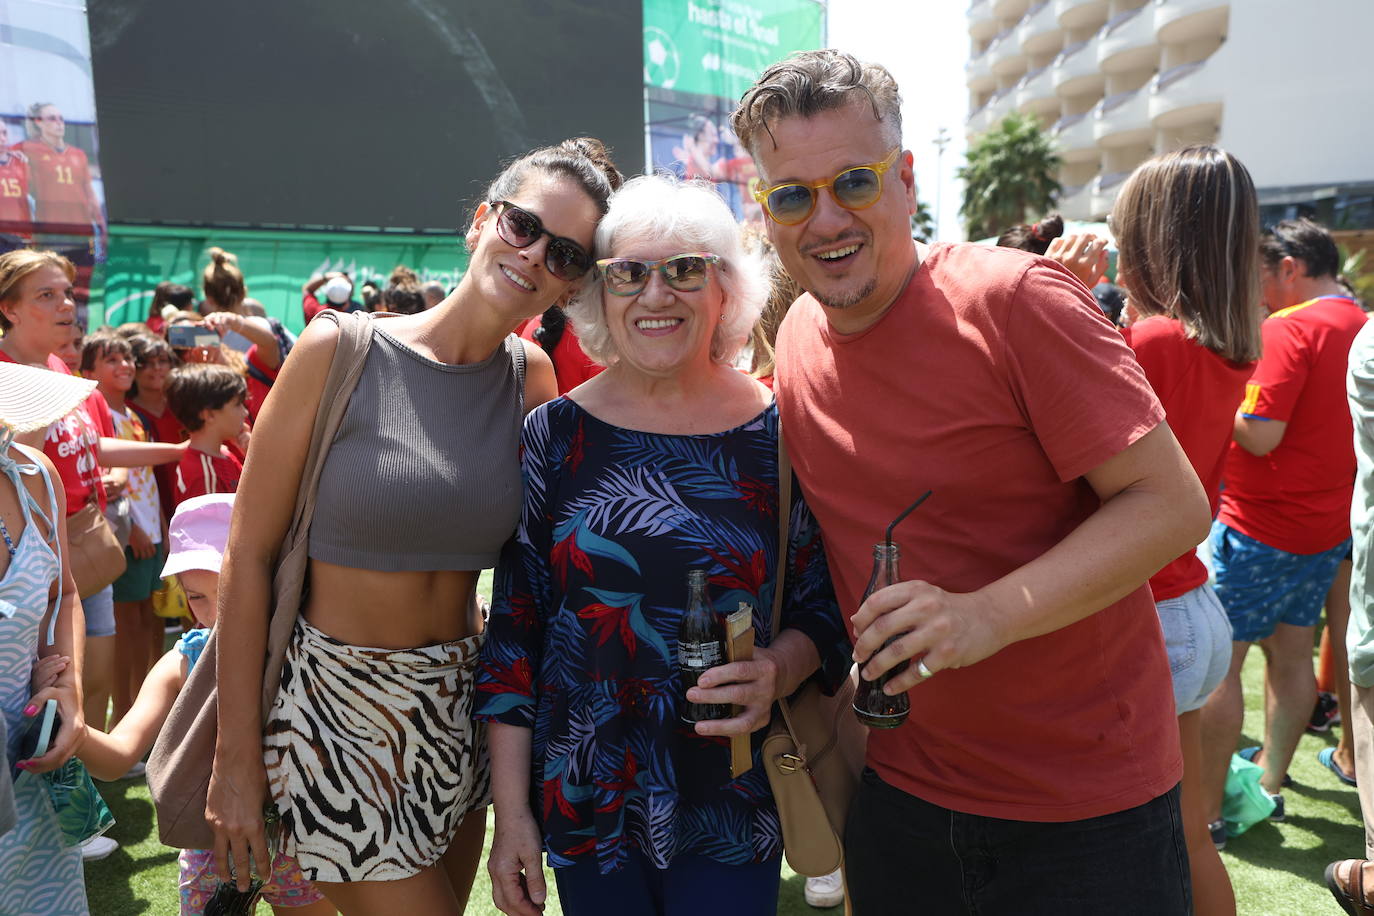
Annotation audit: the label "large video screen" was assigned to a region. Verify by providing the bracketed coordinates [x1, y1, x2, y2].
[88, 0, 644, 231]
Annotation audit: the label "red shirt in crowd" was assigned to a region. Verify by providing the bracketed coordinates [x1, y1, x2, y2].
[518, 315, 603, 395]
[0, 350, 111, 516]
[244, 344, 278, 422]
[1122, 316, 1255, 600]
[1218, 296, 1368, 554]
[13, 140, 96, 226]
[776, 243, 1180, 822]
[0, 152, 29, 225]
[173, 446, 241, 507]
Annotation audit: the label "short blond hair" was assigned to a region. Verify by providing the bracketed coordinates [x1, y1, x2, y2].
[0, 249, 76, 331]
[566, 174, 766, 368]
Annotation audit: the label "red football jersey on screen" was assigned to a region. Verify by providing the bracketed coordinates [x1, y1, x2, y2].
[16, 140, 93, 225]
[0, 154, 29, 224]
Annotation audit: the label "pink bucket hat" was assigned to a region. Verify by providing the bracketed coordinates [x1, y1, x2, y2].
[161, 493, 235, 577]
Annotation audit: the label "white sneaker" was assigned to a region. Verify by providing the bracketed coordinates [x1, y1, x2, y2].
[804, 869, 845, 908]
[79, 835, 119, 862]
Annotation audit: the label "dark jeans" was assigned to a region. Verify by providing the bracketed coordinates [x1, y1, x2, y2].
[553, 849, 782, 916]
[845, 768, 1191, 915]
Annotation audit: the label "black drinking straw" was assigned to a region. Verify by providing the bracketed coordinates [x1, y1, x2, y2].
[885, 490, 933, 551]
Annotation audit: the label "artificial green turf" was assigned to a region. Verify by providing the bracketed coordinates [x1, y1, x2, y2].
[83, 580, 1358, 914]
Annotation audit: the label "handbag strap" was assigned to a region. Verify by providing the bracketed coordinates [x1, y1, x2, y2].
[258, 310, 376, 717]
[772, 417, 806, 752]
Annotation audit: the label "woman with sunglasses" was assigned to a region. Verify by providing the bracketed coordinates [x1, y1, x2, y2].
[476, 174, 849, 916]
[208, 138, 620, 916]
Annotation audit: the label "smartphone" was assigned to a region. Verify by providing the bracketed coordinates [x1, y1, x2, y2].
[168, 325, 220, 350]
[18, 698, 59, 761]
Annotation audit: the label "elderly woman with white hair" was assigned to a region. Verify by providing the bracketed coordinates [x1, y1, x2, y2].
[475, 174, 850, 916]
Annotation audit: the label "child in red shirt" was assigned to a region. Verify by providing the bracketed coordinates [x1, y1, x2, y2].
[165, 364, 248, 506]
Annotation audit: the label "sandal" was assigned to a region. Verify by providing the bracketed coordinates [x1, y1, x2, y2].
[1321, 747, 1359, 787]
[1326, 860, 1374, 915]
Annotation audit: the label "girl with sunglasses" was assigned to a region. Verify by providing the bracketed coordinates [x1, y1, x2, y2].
[476, 174, 850, 916]
[207, 138, 620, 916]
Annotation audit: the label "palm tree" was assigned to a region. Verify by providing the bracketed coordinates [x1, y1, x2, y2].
[911, 199, 936, 242]
[958, 112, 1062, 240]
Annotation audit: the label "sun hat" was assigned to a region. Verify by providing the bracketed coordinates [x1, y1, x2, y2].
[322, 276, 352, 305]
[162, 493, 235, 578]
[0, 361, 97, 433]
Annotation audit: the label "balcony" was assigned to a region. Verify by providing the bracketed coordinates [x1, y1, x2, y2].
[1093, 86, 1152, 147]
[969, 0, 1000, 41]
[988, 87, 1019, 125]
[1097, 6, 1160, 73]
[966, 47, 996, 91]
[1154, 0, 1229, 44]
[967, 102, 994, 136]
[1016, 64, 1057, 114]
[1053, 39, 1104, 96]
[988, 30, 1029, 78]
[1149, 58, 1223, 130]
[992, 0, 1031, 18]
[1058, 182, 1095, 220]
[1017, 0, 1063, 54]
[1053, 111, 1098, 162]
[1091, 170, 1133, 217]
[1055, 0, 1109, 29]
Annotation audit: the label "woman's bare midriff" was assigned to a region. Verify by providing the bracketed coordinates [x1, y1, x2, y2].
[301, 557, 483, 649]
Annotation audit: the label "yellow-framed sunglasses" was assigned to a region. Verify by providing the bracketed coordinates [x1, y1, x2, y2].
[752, 148, 902, 226]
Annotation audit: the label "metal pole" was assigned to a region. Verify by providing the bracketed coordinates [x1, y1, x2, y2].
[932, 126, 950, 237]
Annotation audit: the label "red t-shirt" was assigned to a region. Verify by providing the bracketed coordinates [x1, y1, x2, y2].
[1218, 296, 1368, 553]
[173, 446, 241, 507]
[1122, 317, 1255, 600]
[0, 351, 111, 515]
[518, 315, 603, 395]
[775, 243, 1179, 822]
[14, 140, 93, 226]
[244, 343, 278, 422]
[0, 153, 30, 225]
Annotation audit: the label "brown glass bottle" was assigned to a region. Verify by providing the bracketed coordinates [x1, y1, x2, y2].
[678, 569, 729, 723]
[853, 543, 910, 728]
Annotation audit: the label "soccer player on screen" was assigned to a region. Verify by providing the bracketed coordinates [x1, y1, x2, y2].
[0, 121, 32, 230]
[16, 103, 105, 239]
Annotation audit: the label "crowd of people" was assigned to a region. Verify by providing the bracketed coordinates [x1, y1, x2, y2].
[1, 47, 1372, 916]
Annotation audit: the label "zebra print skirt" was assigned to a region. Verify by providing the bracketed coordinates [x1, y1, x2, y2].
[262, 619, 491, 883]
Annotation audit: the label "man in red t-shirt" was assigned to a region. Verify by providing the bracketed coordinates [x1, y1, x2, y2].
[1202, 218, 1368, 820]
[730, 51, 1209, 912]
[0, 120, 32, 230]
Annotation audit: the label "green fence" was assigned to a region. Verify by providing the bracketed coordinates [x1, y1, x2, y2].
[94, 224, 470, 335]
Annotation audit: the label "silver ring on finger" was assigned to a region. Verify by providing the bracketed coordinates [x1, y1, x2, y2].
[917, 659, 934, 679]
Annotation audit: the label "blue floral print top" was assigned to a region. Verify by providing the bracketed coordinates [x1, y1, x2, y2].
[475, 397, 849, 874]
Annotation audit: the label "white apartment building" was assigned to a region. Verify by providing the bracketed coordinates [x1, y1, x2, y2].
[966, 0, 1374, 226]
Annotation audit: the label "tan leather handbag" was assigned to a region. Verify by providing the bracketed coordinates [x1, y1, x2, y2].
[761, 428, 867, 880]
[67, 498, 128, 598]
[146, 311, 376, 849]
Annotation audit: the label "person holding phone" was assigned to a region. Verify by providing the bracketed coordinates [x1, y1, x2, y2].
[0, 361, 93, 916]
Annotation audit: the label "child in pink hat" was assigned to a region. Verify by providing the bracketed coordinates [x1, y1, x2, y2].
[33, 494, 336, 915]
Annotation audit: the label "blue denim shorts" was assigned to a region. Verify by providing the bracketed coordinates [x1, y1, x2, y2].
[83, 584, 115, 638]
[1210, 521, 1351, 642]
[1156, 584, 1232, 714]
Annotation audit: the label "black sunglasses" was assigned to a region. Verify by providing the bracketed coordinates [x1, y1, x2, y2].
[489, 200, 592, 281]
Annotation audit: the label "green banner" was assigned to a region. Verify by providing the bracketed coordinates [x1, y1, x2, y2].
[93, 225, 469, 335]
[643, 0, 823, 101]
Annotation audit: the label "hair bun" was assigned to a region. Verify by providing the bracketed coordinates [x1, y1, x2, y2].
[207, 246, 237, 267]
[560, 137, 624, 191]
[388, 265, 420, 289]
[1031, 213, 1064, 243]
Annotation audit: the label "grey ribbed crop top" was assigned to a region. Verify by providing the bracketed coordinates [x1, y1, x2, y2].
[308, 326, 526, 571]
